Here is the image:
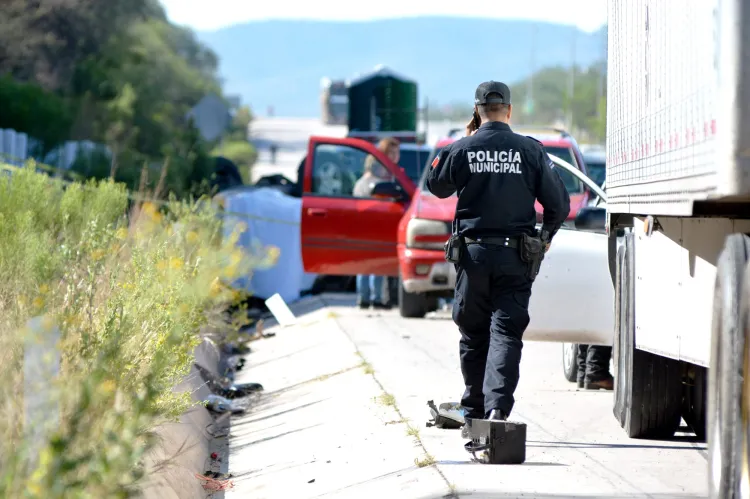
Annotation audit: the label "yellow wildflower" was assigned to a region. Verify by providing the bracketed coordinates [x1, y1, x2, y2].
[228, 230, 240, 246]
[186, 231, 200, 244]
[91, 249, 106, 261]
[98, 379, 117, 396]
[141, 202, 157, 218]
[38, 284, 50, 295]
[41, 316, 55, 331]
[222, 263, 239, 280]
[230, 249, 244, 266]
[169, 257, 184, 270]
[115, 227, 129, 240]
[266, 245, 281, 265]
[209, 277, 223, 297]
[32, 296, 45, 309]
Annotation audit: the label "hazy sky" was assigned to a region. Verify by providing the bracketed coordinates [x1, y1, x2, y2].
[161, 0, 608, 32]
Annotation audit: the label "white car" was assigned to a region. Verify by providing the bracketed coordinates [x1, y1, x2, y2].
[546, 159, 611, 384]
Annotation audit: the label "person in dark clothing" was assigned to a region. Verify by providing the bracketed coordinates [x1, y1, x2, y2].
[576, 345, 614, 390]
[426, 81, 570, 433]
[211, 156, 244, 192]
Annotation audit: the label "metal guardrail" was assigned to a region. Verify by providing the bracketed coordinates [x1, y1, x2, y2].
[0, 155, 85, 182]
[2, 160, 301, 227]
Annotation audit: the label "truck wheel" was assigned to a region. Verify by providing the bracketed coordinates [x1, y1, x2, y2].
[562, 343, 579, 382]
[708, 234, 750, 499]
[398, 275, 427, 319]
[613, 231, 682, 439]
[739, 267, 750, 499]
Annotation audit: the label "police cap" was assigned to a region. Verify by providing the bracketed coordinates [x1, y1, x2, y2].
[475, 81, 511, 105]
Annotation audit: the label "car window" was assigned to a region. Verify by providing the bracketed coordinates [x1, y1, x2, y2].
[584, 159, 606, 188]
[543, 146, 583, 194]
[398, 147, 430, 184]
[310, 144, 396, 198]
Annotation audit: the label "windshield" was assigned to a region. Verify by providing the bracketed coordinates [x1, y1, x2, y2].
[543, 146, 583, 194]
[585, 159, 606, 188]
[399, 147, 432, 184]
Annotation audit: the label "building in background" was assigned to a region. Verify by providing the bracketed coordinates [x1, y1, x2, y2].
[347, 65, 417, 139]
[320, 78, 349, 126]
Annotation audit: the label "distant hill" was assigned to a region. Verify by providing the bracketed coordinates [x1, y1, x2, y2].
[197, 17, 606, 117]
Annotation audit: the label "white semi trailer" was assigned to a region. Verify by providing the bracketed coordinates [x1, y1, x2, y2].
[606, 1, 750, 497]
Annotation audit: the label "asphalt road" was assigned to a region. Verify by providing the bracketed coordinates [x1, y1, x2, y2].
[227, 295, 708, 499]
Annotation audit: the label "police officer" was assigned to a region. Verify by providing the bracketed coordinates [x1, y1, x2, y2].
[426, 81, 570, 432]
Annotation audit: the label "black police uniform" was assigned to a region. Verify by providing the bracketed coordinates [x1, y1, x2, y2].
[426, 81, 570, 420]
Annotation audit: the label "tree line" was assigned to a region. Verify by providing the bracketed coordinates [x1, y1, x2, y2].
[428, 62, 607, 143]
[0, 0, 255, 198]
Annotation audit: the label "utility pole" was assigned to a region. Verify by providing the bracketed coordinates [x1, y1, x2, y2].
[568, 30, 577, 130]
[526, 24, 537, 121]
[423, 96, 429, 145]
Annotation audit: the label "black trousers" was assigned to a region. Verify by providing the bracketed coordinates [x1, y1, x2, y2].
[452, 243, 533, 419]
[576, 344, 612, 382]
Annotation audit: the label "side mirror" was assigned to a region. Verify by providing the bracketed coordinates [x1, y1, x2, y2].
[574, 206, 606, 232]
[371, 181, 407, 202]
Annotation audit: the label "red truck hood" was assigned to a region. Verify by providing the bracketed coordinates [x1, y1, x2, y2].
[414, 191, 586, 222]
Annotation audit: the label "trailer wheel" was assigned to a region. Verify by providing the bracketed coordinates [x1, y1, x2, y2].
[708, 234, 750, 499]
[562, 343, 579, 382]
[398, 274, 427, 319]
[613, 231, 682, 439]
[739, 265, 750, 499]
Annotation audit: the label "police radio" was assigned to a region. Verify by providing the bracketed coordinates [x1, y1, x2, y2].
[444, 218, 465, 264]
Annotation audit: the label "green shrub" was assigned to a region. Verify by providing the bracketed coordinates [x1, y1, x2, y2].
[0, 77, 74, 154]
[0, 162, 278, 497]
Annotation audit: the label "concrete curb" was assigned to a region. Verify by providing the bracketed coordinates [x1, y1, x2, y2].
[137, 294, 343, 498]
[139, 337, 222, 499]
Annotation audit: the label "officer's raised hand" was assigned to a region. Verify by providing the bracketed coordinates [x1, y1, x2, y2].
[465, 109, 481, 137]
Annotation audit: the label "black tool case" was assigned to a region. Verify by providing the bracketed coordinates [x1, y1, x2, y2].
[465, 419, 526, 464]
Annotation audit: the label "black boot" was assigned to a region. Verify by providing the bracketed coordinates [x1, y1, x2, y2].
[584, 373, 614, 390]
[487, 409, 507, 421]
[357, 299, 370, 309]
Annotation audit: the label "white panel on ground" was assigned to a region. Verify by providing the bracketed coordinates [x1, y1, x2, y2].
[265, 293, 297, 326]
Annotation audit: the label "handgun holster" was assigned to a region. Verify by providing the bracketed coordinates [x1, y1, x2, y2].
[519, 233, 545, 281]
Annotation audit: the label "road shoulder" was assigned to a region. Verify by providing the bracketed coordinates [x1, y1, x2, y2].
[225, 297, 449, 498]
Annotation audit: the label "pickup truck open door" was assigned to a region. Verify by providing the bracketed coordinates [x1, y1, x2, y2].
[527, 155, 613, 346]
[300, 136, 416, 276]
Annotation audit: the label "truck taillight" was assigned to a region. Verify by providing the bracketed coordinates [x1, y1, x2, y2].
[406, 218, 449, 250]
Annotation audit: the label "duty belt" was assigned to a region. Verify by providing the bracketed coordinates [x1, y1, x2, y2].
[464, 236, 519, 249]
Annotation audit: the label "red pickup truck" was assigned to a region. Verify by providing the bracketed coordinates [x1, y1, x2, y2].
[300, 128, 597, 318]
